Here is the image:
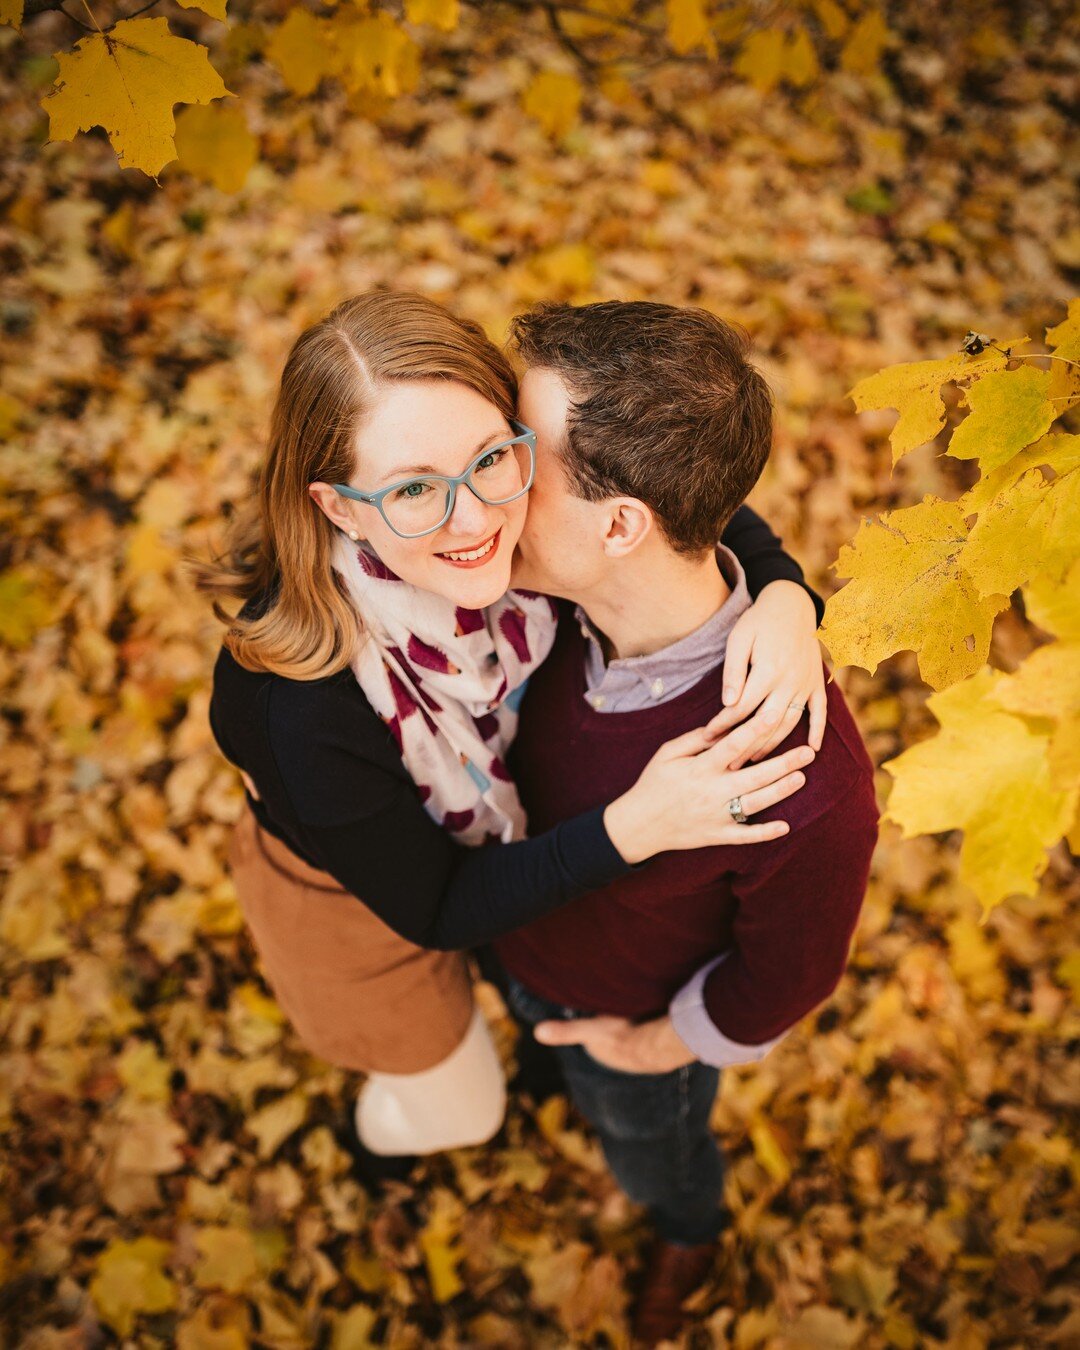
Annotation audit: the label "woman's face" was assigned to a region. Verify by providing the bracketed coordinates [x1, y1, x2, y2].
[329, 378, 530, 609]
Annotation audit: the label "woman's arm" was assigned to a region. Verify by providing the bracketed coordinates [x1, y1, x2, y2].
[714, 504, 828, 760]
[262, 672, 811, 952]
[720, 504, 824, 622]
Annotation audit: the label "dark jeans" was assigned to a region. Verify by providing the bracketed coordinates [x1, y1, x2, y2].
[476, 947, 726, 1246]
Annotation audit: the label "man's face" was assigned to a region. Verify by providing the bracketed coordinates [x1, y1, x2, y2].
[511, 367, 606, 600]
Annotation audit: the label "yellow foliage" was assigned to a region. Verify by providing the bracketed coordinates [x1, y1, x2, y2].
[175, 103, 257, 193]
[1024, 557, 1080, 640]
[883, 669, 1077, 912]
[0, 0, 21, 30]
[418, 1188, 466, 1302]
[194, 1225, 260, 1293]
[245, 1091, 309, 1159]
[960, 464, 1080, 598]
[948, 366, 1056, 472]
[0, 566, 58, 649]
[820, 497, 1008, 689]
[177, 0, 229, 20]
[41, 18, 230, 178]
[335, 14, 420, 98]
[734, 25, 818, 93]
[749, 1115, 792, 1182]
[117, 1039, 173, 1103]
[405, 0, 460, 32]
[522, 69, 582, 139]
[993, 642, 1080, 789]
[733, 29, 787, 95]
[848, 346, 1010, 464]
[266, 8, 336, 97]
[90, 1237, 177, 1337]
[1045, 298, 1080, 411]
[840, 9, 891, 75]
[665, 0, 715, 57]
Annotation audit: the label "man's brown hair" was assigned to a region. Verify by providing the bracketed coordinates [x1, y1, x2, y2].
[508, 300, 774, 556]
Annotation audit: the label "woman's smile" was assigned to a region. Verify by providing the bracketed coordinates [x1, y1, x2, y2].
[434, 526, 502, 568]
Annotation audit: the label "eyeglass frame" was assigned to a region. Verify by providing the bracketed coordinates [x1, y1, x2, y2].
[330, 419, 538, 540]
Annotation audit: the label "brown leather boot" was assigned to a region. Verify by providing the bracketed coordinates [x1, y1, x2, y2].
[631, 1236, 716, 1345]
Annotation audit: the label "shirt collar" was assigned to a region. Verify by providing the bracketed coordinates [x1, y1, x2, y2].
[575, 544, 752, 712]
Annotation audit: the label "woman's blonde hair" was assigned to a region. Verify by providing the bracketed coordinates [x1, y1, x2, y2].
[188, 292, 518, 680]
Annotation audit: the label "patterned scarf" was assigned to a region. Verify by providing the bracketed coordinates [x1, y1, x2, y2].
[330, 530, 559, 845]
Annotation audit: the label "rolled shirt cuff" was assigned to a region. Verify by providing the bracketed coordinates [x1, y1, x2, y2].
[668, 951, 788, 1069]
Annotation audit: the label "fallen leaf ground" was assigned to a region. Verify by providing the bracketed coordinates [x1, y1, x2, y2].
[1, 5, 1077, 1347]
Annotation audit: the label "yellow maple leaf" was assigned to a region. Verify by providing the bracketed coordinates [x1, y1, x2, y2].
[177, 0, 228, 20]
[819, 497, 1009, 690]
[117, 1040, 173, 1103]
[404, 0, 459, 32]
[992, 642, 1080, 790]
[332, 1305, 379, 1350]
[175, 102, 257, 192]
[960, 464, 1080, 598]
[246, 1091, 308, 1159]
[883, 668, 1077, 912]
[41, 18, 231, 178]
[0, 565, 58, 649]
[334, 13, 420, 98]
[1023, 557, 1080, 641]
[194, 1226, 260, 1294]
[418, 1189, 465, 1302]
[848, 346, 1010, 464]
[840, 9, 891, 75]
[945, 912, 1006, 1001]
[90, 1237, 177, 1338]
[786, 25, 820, 86]
[749, 1115, 792, 1182]
[733, 28, 787, 94]
[666, 0, 715, 57]
[0, 0, 23, 30]
[266, 8, 337, 97]
[809, 0, 849, 40]
[959, 430, 1080, 514]
[1045, 298, 1080, 411]
[948, 365, 1057, 472]
[522, 69, 582, 139]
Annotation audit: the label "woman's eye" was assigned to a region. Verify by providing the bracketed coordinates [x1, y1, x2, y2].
[476, 449, 505, 471]
[397, 481, 430, 499]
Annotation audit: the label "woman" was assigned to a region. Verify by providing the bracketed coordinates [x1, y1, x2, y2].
[194, 292, 825, 1172]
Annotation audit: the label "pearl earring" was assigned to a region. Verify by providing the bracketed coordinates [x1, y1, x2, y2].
[348, 530, 359, 541]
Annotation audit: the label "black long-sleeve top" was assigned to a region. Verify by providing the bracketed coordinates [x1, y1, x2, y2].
[208, 507, 824, 950]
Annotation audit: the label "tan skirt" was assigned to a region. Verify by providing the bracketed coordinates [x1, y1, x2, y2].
[226, 799, 475, 1074]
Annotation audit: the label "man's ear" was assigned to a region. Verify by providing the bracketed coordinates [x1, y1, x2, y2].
[601, 498, 653, 557]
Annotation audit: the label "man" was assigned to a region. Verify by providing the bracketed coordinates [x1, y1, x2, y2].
[480, 301, 879, 1343]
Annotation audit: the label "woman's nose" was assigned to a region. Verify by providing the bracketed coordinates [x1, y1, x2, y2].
[445, 482, 492, 536]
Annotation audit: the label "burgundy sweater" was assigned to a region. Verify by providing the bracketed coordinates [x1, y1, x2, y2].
[493, 606, 879, 1046]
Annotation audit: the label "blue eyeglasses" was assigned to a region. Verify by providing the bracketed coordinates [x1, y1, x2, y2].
[331, 420, 537, 540]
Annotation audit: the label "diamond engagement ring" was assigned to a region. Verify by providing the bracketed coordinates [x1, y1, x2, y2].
[728, 796, 748, 824]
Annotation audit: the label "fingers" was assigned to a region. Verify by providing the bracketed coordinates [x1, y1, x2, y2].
[808, 686, 828, 751]
[748, 699, 809, 762]
[534, 1016, 618, 1046]
[699, 718, 767, 770]
[725, 819, 790, 842]
[737, 768, 807, 815]
[726, 743, 815, 793]
[533, 1019, 583, 1046]
[721, 624, 753, 706]
[655, 723, 723, 762]
[727, 690, 794, 767]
